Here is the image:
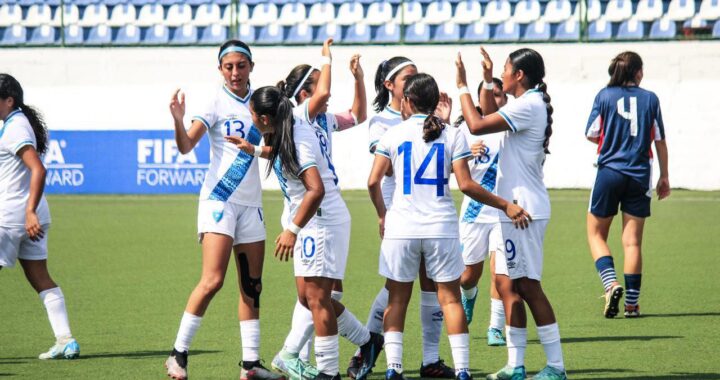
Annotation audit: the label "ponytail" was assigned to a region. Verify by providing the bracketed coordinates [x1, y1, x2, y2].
[373, 57, 415, 113]
[538, 82, 553, 154]
[508, 48, 551, 154]
[278, 64, 315, 104]
[423, 115, 445, 143]
[0, 73, 48, 154]
[403, 73, 445, 143]
[250, 86, 300, 178]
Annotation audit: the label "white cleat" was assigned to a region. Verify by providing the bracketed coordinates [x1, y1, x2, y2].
[38, 339, 80, 360]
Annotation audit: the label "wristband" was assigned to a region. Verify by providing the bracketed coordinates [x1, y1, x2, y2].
[319, 56, 332, 67]
[483, 81, 495, 90]
[253, 145, 263, 157]
[287, 222, 302, 235]
[458, 86, 471, 95]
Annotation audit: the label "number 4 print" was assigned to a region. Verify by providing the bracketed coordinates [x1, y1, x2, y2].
[398, 142, 448, 196]
[617, 97, 637, 137]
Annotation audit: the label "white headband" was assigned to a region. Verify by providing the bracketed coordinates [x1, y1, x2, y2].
[291, 66, 316, 99]
[384, 61, 415, 82]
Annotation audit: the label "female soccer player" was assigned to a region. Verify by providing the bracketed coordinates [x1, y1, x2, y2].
[348, 57, 456, 380]
[249, 86, 383, 380]
[367, 73, 530, 380]
[165, 40, 281, 380]
[456, 48, 567, 380]
[454, 78, 510, 347]
[0, 73, 80, 360]
[585, 51, 670, 318]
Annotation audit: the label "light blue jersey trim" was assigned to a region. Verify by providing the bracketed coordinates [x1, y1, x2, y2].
[452, 151, 472, 161]
[223, 85, 251, 104]
[207, 125, 262, 201]
[273, 159, 290, 201]
[298, 162, 317, 175]
[369, 140, 379, 153]
[497, 110, 517, 132]
[462, 154, 500, 223]
[410, 114, 427, 120]
[192, 116, 211, 129]
[0, 109, 23, 139]
[375, 149, 390, 158]
[385, 106, 401, 116]
[13, 140, 34, 153]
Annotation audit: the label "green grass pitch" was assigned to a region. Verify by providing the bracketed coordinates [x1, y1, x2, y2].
[1, 190, 719, 379]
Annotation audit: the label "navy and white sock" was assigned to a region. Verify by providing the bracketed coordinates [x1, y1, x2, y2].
[595, 256, 618, 292]
[624, 274, 642, 307]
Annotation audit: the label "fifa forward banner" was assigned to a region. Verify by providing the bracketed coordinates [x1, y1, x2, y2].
[44, 131, 211, 194]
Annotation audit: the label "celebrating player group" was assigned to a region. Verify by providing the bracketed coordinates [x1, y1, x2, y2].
[0, 36, 669, 380]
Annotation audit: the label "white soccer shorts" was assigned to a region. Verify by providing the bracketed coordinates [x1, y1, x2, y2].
[495, 220, 549, 281]
[379, 238, 464, 283]
[460, 222, 502, 266]
[293, 220, 350, 280]
[0, 224, 50, 268]
[197, 200, 266, 245]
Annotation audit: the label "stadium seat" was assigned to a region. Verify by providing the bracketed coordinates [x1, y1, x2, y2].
[483, 0, 512, 24]
[0, 4, 22, 27]
[404, 22, 431, 42]
[365, 2, 394, 26]
[395, 1, 424, 25]
[285, 23, 313, 44]
[616, 17, 645, 39]
[74, 0, 97, 6]
[237, 23, 256, 42]
[713, 18, 720, 36]
[108, 4, 137, 27]
[104, 0, 128, 6]
[214, 0, 232, 5]
[667, 0, 696, 21]
[278, 3, 306, 26]
[344, 23, 372, 43]
[170, 24, 197, 44]
[307, 2, 335, 26]
[699, 0, 720, 20]
[186, 0, 208, 5]
[26, 24, 55, 45]
[582, 0, 602, 22]
[373, 21, 401, 42]
[165, 4, 192, 27]
[462, 20, 491, 41]
[136, 4, 164, 27]
[543, 0, 572, 23]
[79, 4, 109, 27]
[604, 0, 633, 22]
[493, 18, 520, 40]
[424, 1, 453, 25]
[336, 2, 364, 25]
[649, 16, 677, 38]
[22, 4, 52, 27]
[143, 24, 170, 44]
[588, 18, 612, 40]
[522, 19, 551, 40]
[255, 23, 283, 44]
[683, 14, 709, 28]
[453, 0, 482, 24]
[159, 0, 182, 5]
[193, 3, 221, 26]
[113, 24, 141, 45]
[85, 24, 112, 44]
[130, 0, 153, 5]
[198, 24, 227, 44]
[236, 3, 250, 25]
[0, 25, 25, 45]
[249, 3, 279, 26]
[432, 21, 461, 41]
[554, 18, 579, 40]
[513, 0, 541, 24]
[51, 4, 80, 27]
[314, 23, 342, 43]
[635, 0, 664, 22]
[63, 24, 84, 45]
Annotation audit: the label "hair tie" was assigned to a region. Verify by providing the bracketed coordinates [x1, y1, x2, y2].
[291, 66, 316, 100]
[218, 46, 252, 63]
[384, 61, 415, 82]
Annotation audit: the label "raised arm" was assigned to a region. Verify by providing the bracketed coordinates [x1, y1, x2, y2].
[654, 139, 670, 200]
[478, 47, 499, 115]
[306, 39, 333, 122]
[170, 89, 206, 154]
[455, 53, 510, 135]
[348, 54, 367, 126]
[18, 145, 46, 241]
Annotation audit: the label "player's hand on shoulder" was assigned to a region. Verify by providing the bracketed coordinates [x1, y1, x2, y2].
[471, 140, 487, 157]
[169, 88, 186, 121]
[505, 203, 532, 230]
[274, 230, 297, 262]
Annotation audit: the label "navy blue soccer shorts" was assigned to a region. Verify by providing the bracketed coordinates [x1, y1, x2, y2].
[589, 166, 651, 218]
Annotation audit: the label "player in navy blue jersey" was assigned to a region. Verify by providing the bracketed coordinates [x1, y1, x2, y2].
[585, 51, 671, 319]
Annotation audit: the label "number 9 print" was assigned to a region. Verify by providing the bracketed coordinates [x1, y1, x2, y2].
[505, 239, 516, 261]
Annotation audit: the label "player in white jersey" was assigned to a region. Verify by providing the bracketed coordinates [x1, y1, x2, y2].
[248, 86, 384, 380]
[454, 78, 510, 347]
[165, 41, 283, 380]
[349, 57, 457, 380]
[368, 73, 530, 380]
[0, 74, 80, 361]
[456, 48, 567, 380]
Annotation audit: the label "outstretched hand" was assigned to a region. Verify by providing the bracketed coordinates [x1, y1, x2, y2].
[224, 136, 254, 155]
[350, 54, 363, 80]
[435, 92, 452, 123]
[169, 88, 186, 122]
[455, 52, 468, 89]
[321, 38, 334, 59]
[480, 47, 494, 84]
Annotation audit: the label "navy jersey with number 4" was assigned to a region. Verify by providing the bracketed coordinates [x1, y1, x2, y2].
[585, 86, 665, 187]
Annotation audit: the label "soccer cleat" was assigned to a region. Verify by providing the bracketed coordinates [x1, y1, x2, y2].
[313, 373, 340, 380]
[530, 365, 567, 380]
[38, 338, 80, 360]
[386, 369, 408, 380]
[271, 352, 318, 380]
[456, 370, 473, 380]
[241, 359, 287, 380]
[420, 359, 456, 378]
[165, 348, 188, 380]
[487, 327, 507, 347]
[486, 365, 526, 380]
[603, 284, 624, 318]
[461, 292, 477, 324]
[624, 304, 641, 318]
[355, 332, 385, 380]
[346, 355, 362, 379]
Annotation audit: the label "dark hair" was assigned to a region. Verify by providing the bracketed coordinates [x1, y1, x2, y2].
[250, 86, 299, 178]
[218, 39, 253, 63]
[508, 48, 552, 154]
[373, 56, 415, 113]
[454, 77, 505, 128]
[607, 51, 643, 87]
[404, 73, 444, 143]
[277, 64, 317, 104]
[0, 74, 48, 155]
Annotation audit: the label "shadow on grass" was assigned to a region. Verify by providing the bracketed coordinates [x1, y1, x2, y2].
[0, 374, 17, 377]
[0, 349, 220, 362]
[529, 335, 682, 344]
[641, 312, 720, 318]
[572, 373, 720, 380]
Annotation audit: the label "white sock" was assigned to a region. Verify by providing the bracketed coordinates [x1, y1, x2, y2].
[460, 286, 478, 300]
[240, 319, 261, 362]
[283, 300, 315, 355]
[366, 287, 388, 334]
[384, 331, 404, 373]
[489, 298, 505, 331]
[420, 291, 442, 366]
[173, 311, 202, 352]
[338, 309, 371, 346]
[448, 333, 470, 374]
[505, 326, 527, 367]
[39, 287, 72, 344]
[314, 335, 340, 376]
[537, 323, 565, 371]
[299, 339, 312, 363]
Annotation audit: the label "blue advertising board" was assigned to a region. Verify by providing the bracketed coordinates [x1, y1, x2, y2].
[44, 131, 210, 194]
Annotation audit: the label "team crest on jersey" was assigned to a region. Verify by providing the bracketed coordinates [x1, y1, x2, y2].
[212, 210, 224, 223]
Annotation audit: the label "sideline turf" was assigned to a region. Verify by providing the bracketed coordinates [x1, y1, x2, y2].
[1, 190, 718, 379]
